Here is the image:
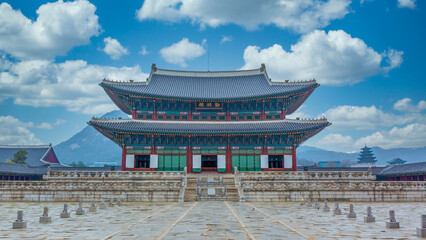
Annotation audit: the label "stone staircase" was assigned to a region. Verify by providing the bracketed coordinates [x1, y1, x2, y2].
[184, 173, 239, 202]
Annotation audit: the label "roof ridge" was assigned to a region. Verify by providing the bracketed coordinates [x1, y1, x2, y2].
[0, 144, 51, 148]
[89, 117, 330, 124]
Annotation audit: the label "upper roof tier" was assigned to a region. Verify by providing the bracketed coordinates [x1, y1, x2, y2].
[100, 64, 319, 101]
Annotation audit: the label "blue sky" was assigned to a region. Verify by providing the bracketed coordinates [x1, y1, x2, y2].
[0, 0, 425, 152]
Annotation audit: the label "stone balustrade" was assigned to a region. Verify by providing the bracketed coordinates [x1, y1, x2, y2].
[240, 170, 375, 181]
[45, 170, 183, 180]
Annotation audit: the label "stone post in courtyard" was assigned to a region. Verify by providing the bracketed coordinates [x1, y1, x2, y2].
[323, 200, 330, 212]
[12, 210, 27, 229]
[307, 198, 312, 207]
[60, 204, 70, 218]
[100, 199, 107, 209]
[386, 210, 400, 228]
[39, 207, 52, 223]
[89, 200, 97, 213]
[364, 206, 375, 223]
[417, 214, 426, 237]
[333, 202, 342, 215]
[76, 202, 85, 215]
[347, 204, 356, 218]
[315, 199, 320, 209]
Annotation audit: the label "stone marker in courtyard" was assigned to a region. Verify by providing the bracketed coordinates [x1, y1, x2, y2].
[12, 210, 27, 229]
[386, 210, 400, 228]
[100, 199, 107, 209]
[347, 204, 356, 218]
[307, 198, 312, 207]
[76, 202, 85, 215]
[364, 206, 375, 223]
[300, 196, 305, 205]
[333, 202, 342, 215]
[117, 197, 121, 206]
[89, 200, 97, 213]
[39, 207, 52, 223]
[109, 198, 114, 207]
[315, 199, 320, 209]
[60, 204, 70, 218]
[417, 214, 426, 237]
[323, 200, 330, 212]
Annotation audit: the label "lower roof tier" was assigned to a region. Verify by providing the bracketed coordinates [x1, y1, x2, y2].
[88, 118, 330, 135]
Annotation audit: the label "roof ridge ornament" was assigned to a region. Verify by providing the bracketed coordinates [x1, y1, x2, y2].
[151, 63, 157, 72]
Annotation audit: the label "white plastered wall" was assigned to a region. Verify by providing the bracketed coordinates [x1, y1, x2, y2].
[193, 155, 201, 169]
[150, 155, 158, 168]
[126, 154, 135, 168]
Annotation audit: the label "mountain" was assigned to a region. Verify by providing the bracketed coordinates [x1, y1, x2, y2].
[297, 146, 426, 165]
[54, 110, 128, 166]
[55, 110, 426, 166]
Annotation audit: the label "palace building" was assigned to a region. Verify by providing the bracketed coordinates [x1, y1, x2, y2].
[89, 64, 330, 173]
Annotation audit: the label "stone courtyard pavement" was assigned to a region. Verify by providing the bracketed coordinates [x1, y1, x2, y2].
[0, 201, 425, 239]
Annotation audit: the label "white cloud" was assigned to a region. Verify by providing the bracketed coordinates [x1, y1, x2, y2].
[241, 30, 403, 85]
[0, 59, 148, 114]
[393, 98, 426, 113]
[355, 123, 426, 149]
[136, 0, 351, 33]
[220, 36, 232, 44]
[139, 46, 149, 55]
[323, 105, 414, 130]
[397, 0, 416, 9]
[102, 37, 129, 60]
[308, 133, 354, 152]
[0, 0, 100, 60]
[0, 116, 43, 145]
[160, 38, 206, 67]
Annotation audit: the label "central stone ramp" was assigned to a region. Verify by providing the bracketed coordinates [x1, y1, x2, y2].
[184, 174, 238, 202]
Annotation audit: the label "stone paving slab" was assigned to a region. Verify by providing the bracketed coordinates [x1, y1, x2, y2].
[0, 201, 425, 239]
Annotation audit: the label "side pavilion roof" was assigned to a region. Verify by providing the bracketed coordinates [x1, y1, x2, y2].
[88, 118, 330, 135]
[100, 64, 319, 101]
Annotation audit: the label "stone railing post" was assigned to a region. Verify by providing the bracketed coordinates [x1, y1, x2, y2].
[234, 167, 245, 202]
[178, 167, 187, 202]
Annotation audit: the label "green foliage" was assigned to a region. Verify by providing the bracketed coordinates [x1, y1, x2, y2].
[69, 161, 87, 167]
[11, 149, 28, 164]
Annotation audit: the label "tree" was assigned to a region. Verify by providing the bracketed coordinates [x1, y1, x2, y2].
[70, 161, 87, 167]
[11, 149, 28, 164]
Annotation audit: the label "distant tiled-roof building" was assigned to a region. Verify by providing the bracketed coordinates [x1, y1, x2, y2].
[0, 144, 63, 181]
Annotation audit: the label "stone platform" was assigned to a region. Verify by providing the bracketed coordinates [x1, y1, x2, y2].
[0, 202, 425, 239]
[0, 170, 425, 202]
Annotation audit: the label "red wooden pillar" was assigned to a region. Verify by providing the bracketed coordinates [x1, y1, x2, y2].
[281, 109, 286, 119]
[292, 147, 297, 171]
[152, 99, 157, 120]
[188, 101, 192, 120]
[226, 147, 232, 173]
[132, 109, 136, 119]
[226, 101, 230, 120]
[261, 100, 265, 120]
[187, 135, 193, 173]
[121, 147, 126, 171]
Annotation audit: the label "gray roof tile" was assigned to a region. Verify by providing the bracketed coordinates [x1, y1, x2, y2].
[89, 118, 330, 135]
[101, 68, 318, 100]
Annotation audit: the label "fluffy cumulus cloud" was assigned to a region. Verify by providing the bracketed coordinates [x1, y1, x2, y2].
[323, 105, 415, 130]
[0, 59, 148, 114]
[0, 0, 100, 60]
[393, 98, 426, 113]
[397, 0, 416, 8]
[312, 133, 354, 149]
[160, 38, 206, 67]
[136, 0, 350, 33]
[220, 36, 232, 44]
[241, 30, 403, 85]
[355, 123, 426, 149]
[102, 37, 129, 60]
[0, 116, 43, 145]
